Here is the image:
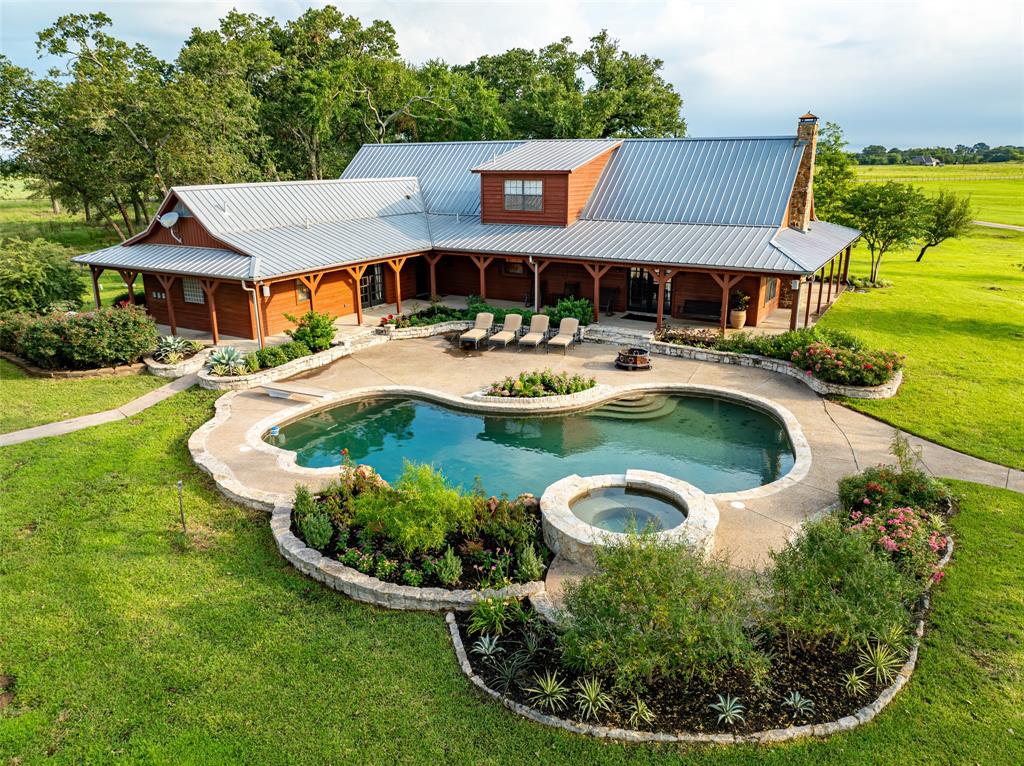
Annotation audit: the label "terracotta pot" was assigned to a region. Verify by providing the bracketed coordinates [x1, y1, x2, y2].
[728, 309, 747, 329]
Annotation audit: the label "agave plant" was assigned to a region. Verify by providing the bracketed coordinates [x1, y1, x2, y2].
[153, 335, 190, 363]
[709, 694, 745, 726]
[471, 634, 502, 661]
[573, 677, 612, 721]
[782, 690, 815, 719]
[626, 694, 655, 729]
[524, 670, 569, 713]
[207, 347, 248, 376]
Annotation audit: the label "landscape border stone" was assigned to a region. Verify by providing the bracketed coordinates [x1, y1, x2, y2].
[197, 344, 353, 391]
[144, 348, 213, 378]
[0, 349, 148, 379]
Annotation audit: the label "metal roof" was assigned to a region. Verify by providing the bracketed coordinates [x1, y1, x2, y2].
[771, 220, 861, 272]
[72, 243, 251, 280]
[471, 139, 621, 172]
[342, 141, 525, 214]
[581, 137, 804, 226]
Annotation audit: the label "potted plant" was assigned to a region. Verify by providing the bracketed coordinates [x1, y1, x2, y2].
[728, 290, 750, 329]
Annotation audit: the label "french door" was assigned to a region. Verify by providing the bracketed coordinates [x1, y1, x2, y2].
[360, 264, 386, 307]
[626, 268, 671, 313]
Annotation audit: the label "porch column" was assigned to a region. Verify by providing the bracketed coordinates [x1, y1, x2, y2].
[528, 259, 550, 312]
[789, 278, 803, 331]
[387, 257, 408, 315]
[298, 272, 325, 313]
[841, 244, 852, 283]
[344, 264, 369, 325]
[468, 255, 494, 300]
[826, 256, 837, 303]
[645, 267, 679, 331]
[814, 266, 825, 313]
[710, 271, 744, 335]
[582, 262, 612, 322]
[199, 279, 221, 345]
[90, 266, 104, 309]
[117, 270, 139, 304]
[154, 274, 178, 335]
[424, 253, 442, 298]
[804, 273, 813, 326]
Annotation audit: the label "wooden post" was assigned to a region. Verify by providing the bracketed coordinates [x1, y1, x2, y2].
[117, 270, 139, 304]
[468, 255, 494, 300]
[154, 274, 178, 335]
[841, 244, 852, 283]
[582, 263, 612, 322]
[804, 273, 813, 327]
[199, 279, 221, 344]
[789, 279, 802, 331]
[344, 264, 369, 325]
[645, 267, 679, 331]
[90, 266, 104, 309]
[710, 271, 744, 335]
[424, 253, 442, 298]
[528, 259, 550, 311]
[387, 257, 408, 315]
[816, 266, 827, 313]
[298, 272, 325, 313]
[826, 257, 836, 303]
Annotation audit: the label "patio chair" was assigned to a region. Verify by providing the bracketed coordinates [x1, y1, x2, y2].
[459, 312, 494, 349]
[547, 317, 580, 354]
[518, 314, 550, 351]
[488, 313, 523, 348]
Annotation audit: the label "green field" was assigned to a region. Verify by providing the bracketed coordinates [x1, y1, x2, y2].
[819, 225, 1024, 469]
[1, 390, 1021, 765]
[854, 162, 1024, 226]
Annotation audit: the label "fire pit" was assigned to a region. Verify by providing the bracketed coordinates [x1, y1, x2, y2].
[615, 346, 651, 371]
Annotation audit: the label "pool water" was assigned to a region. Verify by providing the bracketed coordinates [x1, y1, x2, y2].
[570, 487, 686, 533]
[267, 394, 794, 496]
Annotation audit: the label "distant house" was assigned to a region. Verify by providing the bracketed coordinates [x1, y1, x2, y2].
[909, 155, 943, 166]
[73, 113, 859, 344]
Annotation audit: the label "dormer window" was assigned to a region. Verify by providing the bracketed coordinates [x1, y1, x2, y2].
[504, 179, 543, 211]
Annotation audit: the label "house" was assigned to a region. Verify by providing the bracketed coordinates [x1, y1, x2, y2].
[909, 155, 943, 166]
[72, 113, 859, 345]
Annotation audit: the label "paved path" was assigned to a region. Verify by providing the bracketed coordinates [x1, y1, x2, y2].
[0, 373, 198, 447]
[973, 220, 1024, 232]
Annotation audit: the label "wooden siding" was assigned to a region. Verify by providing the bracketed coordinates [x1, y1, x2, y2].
[142, 274, 254, 338]
[566, 148, 617, 225]
[479, 173, 570, 226]
[136, 217, 226, 249]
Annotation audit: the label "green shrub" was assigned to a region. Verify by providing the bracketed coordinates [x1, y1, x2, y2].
[790, 343, 903, 386]
[846, 505, 948, 580]
[109, 290, 146, 307]
[299, 511, 333, 550]
[434, 546, 463, 587]
[0, 312, 32, 352]
[653, 326, 719, 347]
[465, 296, 533, 325]
[766, 515, 921, 652]
[284, 310, 336, 351]
[545, 297, 594, 327]
[486, 369, 596, 398]
[15, 305, 158, 369]
[293, 485, 317, 525]
[838, 464, 950, 514]
[243, 352, 262, 372]
[0, 237, 84, 314]
[278, 340, 312, 361]
[351, 463, 476, 557]
[515, 542, 545, 582]
[256, 346, 289, 369]
[559, 533, 765, 694]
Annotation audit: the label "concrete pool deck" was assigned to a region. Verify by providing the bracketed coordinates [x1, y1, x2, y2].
[193, 335, 1022, 569]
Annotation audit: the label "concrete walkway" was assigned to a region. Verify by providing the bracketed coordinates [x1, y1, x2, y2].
[973, 220, 1024, 232]
[0, 373, 198, 447]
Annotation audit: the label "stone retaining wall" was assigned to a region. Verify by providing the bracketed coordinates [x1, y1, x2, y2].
[144, 348, 212, 379]
[198, 344, 352, 391]
[270, 504, 545, 611]
[445, 538, 952, 744]
[384, 320, 474, 339]
[0, 350, 147, 379]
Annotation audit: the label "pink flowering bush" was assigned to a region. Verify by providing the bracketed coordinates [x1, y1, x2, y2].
[846, 506, 947, 579]
[790, 343, 903, 386]
[838, 465, 951, 514]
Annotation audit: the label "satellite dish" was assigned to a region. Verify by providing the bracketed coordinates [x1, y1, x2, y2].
[159, 211, 180, 228]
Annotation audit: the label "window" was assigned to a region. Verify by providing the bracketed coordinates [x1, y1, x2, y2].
[296, 279, 311, 303]
[503, 179, 543, 211]
[764, 278, 778, 305]
[151, 290, 166, 301]
[182, 277, 204, 304]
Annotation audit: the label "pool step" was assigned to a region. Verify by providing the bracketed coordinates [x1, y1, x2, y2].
[592, 394, 678, 420]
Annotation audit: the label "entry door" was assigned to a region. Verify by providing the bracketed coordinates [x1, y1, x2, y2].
[414, 258, 430, 298]
[627, 268, 671, 313]
[360, 263, 386, 307]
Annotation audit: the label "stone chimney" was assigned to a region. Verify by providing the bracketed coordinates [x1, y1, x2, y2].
[787, 112, 819, 231]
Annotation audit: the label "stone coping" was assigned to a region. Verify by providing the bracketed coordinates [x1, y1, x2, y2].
[144, 348, 212, 379]
[540, 470, 719, 566]
[197, 344, 352, 391]
[270, 503, 544, 611]
[581, 327, 903, 400]
[234, 382, 811, 509]
[384, 320, 474, 339]
[0, 350, 147, 378]
[445, 536, 954, 744]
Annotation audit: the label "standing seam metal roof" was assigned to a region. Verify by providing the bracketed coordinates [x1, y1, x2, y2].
[471, 139, 621, 172]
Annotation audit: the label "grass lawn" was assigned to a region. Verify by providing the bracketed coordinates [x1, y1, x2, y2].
[819, 225, 1024, 470]
[0, 360, 164, 434]
[854, 162, 1024, 226]
[0, 390, 1021, 765]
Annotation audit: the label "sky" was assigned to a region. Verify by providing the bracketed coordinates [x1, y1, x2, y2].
[2, 0, 1022, 149]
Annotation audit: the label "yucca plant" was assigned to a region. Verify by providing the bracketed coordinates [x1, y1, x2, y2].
[524, 670, 569, 712]
[709, 694, 745, 726]
[471, 635, 502, 661]
[491, 654, 528, 693]
[782, 690, 815, 719]
[573, 677, 612, 721]
[626, 694, 655, 729]
[858, 641, 904, 685]
[843, 670, 869, 697]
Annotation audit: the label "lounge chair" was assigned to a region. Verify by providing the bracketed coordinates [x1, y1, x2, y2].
[459, 312, 494, 349]
[547, 317, 580, 354]
[488, 314, 523, 348]
[518, 314, 550, 351]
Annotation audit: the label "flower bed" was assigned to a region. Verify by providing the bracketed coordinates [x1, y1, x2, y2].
[290, 461, 551, 593]
[487, 370, 596, 398]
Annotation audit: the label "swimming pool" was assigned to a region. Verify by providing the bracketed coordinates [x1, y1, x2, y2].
[265, 393, 795, 496]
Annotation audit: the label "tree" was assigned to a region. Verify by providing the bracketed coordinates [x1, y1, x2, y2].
[916, 191, 973, 262]
[0, 237, 85, 313]
[813, 122, 855, 220]
[837, 182, 929, 282]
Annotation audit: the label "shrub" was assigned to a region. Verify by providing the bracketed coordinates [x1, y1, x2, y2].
[653, 326, 719, 347]
[278, 340, 311, 361]
[110, 290, 146, 307]
[255, 346, 289, 369]
[293, 485, 317, 525]
[845, 506, 948, 579]
[515, 543, 545, 582]
[299, 512, 333, 550]
[434, 546, 463, 587]
[790, 343, 903, 386]
[545, 297, 594, 327]
[0, 312, 32, 352]
[486, 369, 596, 398]
[766, 515, 920, 652]
[284, 310, 336, 351]
[838, 464, 950, 514]
[559, 533, 765, 694]
[243, 352, 262, 372]
[15, 305, 158, 369]
[0, 237, 84, 314]
[351, 463, 476, 557]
